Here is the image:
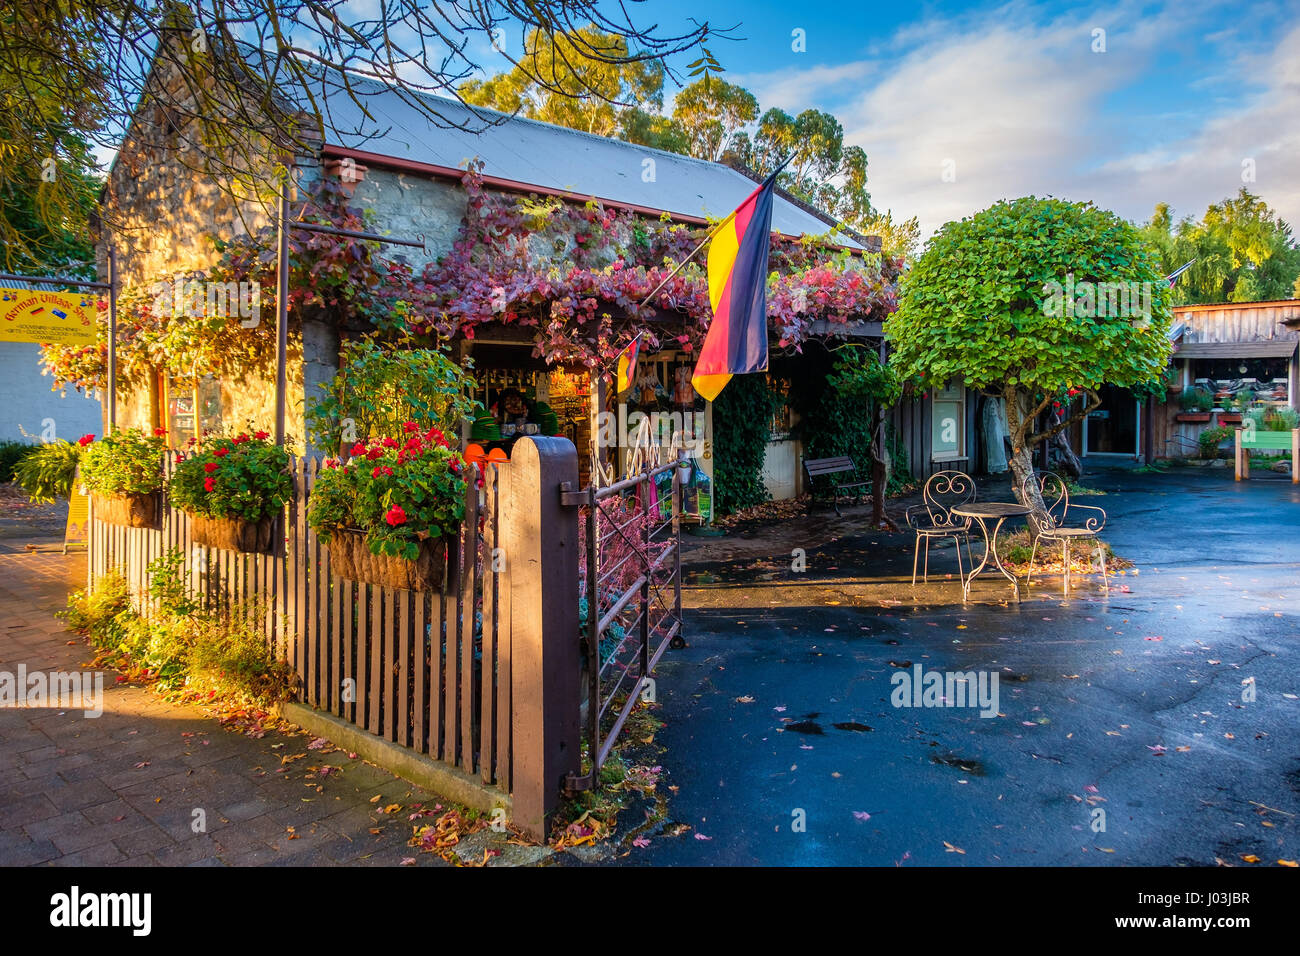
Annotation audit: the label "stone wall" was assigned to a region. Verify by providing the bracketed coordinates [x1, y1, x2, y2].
[100, 63, 484, 454]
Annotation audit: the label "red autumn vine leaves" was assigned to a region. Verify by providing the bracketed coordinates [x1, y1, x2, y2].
[42, 163, 899, 392]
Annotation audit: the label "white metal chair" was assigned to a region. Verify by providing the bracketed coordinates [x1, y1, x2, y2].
[1023, 472, 1108, 596]
[906, 470, 976, 585]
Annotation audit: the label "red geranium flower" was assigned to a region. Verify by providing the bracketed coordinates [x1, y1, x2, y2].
[77, 434, 94, 446]
[403, 422, 419, 433]
[350, 443, 366, 456]
[385, 505, 406, 526]
[204, 462, 219, 473]
[233, 433, 248, 444]
[366, 447, 383, 460]
[382, 437, 398, 449]
[153, 427, 167, 436]
[254, 430, 269, 440]
[204, 477, 216, 492]
[214, 447, 229, 457]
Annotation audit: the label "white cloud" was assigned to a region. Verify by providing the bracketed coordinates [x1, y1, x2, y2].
[781, 0, 1300, 243]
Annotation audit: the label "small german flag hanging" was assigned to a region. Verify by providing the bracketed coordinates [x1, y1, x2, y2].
[616, 334, 642, 394]
[691, 158, 789, 402]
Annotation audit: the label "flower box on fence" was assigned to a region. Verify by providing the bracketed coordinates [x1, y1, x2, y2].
[1175, 412, 1211, 424]
[307, 423, 469, 593]
[323, 528, 453, 592]
[91, 491, 161, 529]
[80, 427, 167, 528]
[169, 430, 291, 554]
[188, 513, 277, 554]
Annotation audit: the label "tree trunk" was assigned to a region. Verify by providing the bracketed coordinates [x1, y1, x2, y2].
[1051, 426, 1083, 478]
[1005, 385, 1047, 519]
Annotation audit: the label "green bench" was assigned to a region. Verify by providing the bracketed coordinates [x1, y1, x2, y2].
[1234, 427, 1299, 483]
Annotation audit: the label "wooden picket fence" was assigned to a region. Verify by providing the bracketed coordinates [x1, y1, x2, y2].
[88, 454, 513, 792]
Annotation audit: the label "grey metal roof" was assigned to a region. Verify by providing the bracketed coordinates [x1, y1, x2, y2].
[310, 75, 861, 246]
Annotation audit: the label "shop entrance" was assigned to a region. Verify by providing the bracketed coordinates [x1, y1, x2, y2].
[1083, 385, 1140, 458]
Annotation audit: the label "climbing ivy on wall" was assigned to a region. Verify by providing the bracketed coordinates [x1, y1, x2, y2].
[711, 374, 779, 515]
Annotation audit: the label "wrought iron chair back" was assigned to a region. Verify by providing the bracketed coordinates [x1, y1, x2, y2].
[1024, 472, 1106, 534]
[921, 470, 976, 529]
[1031, 472, 1070, 533]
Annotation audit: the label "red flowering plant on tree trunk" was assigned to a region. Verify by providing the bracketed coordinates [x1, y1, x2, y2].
[307, 423, 468, 560]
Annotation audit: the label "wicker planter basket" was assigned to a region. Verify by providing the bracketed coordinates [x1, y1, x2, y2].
[324, 529, 451, 592]
[188, 513, 277, 554]
[92, 491, 161, 529]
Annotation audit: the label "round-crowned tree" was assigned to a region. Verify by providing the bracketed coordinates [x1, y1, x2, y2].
[886, 197, 1173, 508]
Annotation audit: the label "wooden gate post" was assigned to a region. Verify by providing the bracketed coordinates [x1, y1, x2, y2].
[504, 436, 581, 841]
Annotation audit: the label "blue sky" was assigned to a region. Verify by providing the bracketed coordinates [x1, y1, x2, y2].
[557, 0, 1300, 238]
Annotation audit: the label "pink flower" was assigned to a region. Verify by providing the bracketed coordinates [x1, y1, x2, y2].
[385, 505, 406, 526]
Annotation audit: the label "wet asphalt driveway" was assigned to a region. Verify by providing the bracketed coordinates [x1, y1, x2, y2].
[625, 465, 1300, 866]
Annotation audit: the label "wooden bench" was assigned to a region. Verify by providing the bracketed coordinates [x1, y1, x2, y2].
[1234, 427, 1299, 483]
[803, 456, 871, 515]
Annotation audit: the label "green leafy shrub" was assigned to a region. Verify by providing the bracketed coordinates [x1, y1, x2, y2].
[80, 427, 166, 497]
[711, 374, 778, 514]
[1198, 425, 1232, 458]
[0, 440, 37, 482]
[306, 336, 483, 455]
[1248, 406, 1300, 432]
[793, 346, 909, 495]
[14, 440, 85, 502]
[62, 571, 136, 650]
[170, 429, 292, 521]
[63, 551, 292, 704]
[309, 422, 468, 559]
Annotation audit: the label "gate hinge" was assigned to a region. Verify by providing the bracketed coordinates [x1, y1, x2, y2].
[559, 481, 593, 507]
[564, 772, 594, 793]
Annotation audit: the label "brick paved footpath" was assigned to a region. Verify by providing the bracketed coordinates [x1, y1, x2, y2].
[0, 549, 489, 867]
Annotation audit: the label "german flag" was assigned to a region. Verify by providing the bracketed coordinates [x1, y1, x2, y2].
[616, 335, 641, 394]
[691, 162, 787, 402]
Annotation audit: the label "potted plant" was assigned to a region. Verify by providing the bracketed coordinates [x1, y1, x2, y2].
[308, 422, 468, 591]
[13, 436, 89, 503]
[169, 429, 292, 552]
[80, 427, 167, 527]
[1176, 386, 1213, 423]
[1162, 364, 1183, 395]
[1217, 389, 1253, 425]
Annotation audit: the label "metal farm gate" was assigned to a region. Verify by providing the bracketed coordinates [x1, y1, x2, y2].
[563, 458, 684, 787]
